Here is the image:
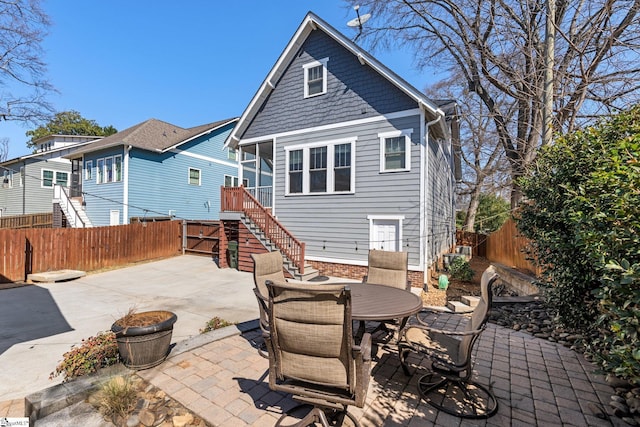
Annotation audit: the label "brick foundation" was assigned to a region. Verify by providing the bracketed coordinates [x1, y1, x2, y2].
[309, 260, 425, 288]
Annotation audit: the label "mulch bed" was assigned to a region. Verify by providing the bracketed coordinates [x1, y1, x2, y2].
[422, 257, 491, 306]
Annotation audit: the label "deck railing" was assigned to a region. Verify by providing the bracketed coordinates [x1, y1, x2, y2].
[221, 186, 305, 274]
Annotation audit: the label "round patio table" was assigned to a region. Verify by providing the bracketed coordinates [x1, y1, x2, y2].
[339, 282, 423, 321]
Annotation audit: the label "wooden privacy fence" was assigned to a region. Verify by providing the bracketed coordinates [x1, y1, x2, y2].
[484, 218, 541, 275]
[455, 230, 487, 257]
[1, 221, 182, 283]
[0, 213, 53, 229]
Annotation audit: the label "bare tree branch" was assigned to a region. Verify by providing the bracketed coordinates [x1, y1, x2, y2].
[347, 0, 640, 206]
[0, 0, 55, 126]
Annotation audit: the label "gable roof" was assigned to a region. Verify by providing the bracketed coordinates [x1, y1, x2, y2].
[226, 12, 447, 148]
[68, 118, 238, 158]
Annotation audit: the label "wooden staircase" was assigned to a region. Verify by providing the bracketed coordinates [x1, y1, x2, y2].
[222, 186, 318, 280]
[241, 213, 318, 281]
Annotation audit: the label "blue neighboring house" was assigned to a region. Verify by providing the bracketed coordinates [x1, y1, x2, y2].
[63, 118, 238, 227]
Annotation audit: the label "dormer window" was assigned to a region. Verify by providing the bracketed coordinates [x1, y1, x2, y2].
[303, 58, 328, 98]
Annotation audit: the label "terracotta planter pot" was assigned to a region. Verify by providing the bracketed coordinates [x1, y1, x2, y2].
[111, 310, 177, 369]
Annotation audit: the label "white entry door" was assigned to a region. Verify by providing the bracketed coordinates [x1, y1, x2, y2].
[371, 219, 400, 251]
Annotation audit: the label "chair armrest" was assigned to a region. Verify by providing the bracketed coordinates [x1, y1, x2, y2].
[353, 332, 372, 362]
[401, 323, 484, 339]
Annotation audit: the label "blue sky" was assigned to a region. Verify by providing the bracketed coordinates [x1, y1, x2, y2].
[3, 1, 440, 160]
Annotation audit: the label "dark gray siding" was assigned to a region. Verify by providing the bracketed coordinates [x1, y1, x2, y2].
[426, 137, 456, 264]
[272, 115, 423, 267]
[243, 30, 417, 139]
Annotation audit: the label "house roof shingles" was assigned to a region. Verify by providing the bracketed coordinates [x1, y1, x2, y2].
[68, 118, 237, 157]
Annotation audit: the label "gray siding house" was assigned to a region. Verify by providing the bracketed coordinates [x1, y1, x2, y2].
[224, 13, 458, 286]
[0, 135, 99, 217]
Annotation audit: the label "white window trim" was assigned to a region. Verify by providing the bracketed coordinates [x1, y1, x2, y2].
[96, 159, 104, 184]
[114, 155, 122, 182]
[379, 128, 413, 173]
[188, 167, 201, 186]
[303, 57, 329, 98]
[367, 214, 405, 251]
[224, 174, 239, 187]
[95, 155, 123, 184]
[19, 167, 24, 187]
[285, 137, 356, 196]
[85, 160, 93, 181]
[41, 168, 69, 188]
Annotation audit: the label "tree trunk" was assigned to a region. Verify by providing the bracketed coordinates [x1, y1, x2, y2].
[463, 186, 482, 232]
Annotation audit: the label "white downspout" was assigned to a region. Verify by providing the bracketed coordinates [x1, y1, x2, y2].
[423, 113, 443, 280]
[123, 146, 131, 224]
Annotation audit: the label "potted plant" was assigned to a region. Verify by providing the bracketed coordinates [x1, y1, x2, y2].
[111, 310, 177, 370]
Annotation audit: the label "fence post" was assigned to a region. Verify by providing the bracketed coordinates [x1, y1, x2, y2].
[182, 220, 187, 255]
[24, 238, 33, 281]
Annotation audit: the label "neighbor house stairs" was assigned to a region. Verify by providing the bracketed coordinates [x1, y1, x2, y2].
[53, 184, 92, 228]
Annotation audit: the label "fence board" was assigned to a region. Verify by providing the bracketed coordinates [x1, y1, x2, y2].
[0, 221, 182, 283]
[484, 218, 540, 275]
[0, 213, 53, 229]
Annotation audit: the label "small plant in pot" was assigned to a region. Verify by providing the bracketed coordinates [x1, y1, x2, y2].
[111, 308, 177, 370]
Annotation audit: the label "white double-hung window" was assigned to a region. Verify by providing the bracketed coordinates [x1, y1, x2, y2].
[286, 138, 356, 195]
[303, 58, 328, 98]
[379, 129, 413, 172]
[41, 169, 69, 188]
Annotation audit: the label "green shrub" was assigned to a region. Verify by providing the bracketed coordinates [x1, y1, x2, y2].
[590, 260, 640, 383]
[517, 105, 640, 381]
[50, 331, 120, 381]
[200, 317, 234, 333]
[448, 257, 474, 282]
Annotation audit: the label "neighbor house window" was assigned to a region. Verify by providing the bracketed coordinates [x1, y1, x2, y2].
[303, 58, 328, 98]
[379, 129, 413, 172]
[286, 138, 356, 195]
[95, 156, 122, 184]
[2, 171, 11, 188]
[41, 169, 68, 188]
[189, 168, 201, 185]
[105, 157, 113, 183]
[85, 161, 93, 180]
[56, 171, 68, 187]
[224, 175, 239, 187]
[97, 159, 104, 184]
[114, 156, 122, 182]
[42, 170, 54, 187]
[227, 148, 237, 161]
[20, 167, 24, 187]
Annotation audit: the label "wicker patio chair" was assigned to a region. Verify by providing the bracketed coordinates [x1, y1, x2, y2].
[398, 266, 499, 419]
[264, 280, 372, 427]
[362, 249, 411, 341]
[251, 251, 287, 358]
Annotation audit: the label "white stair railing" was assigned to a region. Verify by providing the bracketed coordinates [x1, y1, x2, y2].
[53, 184, 86, 228]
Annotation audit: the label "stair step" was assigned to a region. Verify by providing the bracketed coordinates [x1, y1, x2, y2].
[461, 296, 480, 307]
[447, 301, 475, 313]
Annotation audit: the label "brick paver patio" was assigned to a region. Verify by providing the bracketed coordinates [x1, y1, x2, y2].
[135, 313, 624, 426]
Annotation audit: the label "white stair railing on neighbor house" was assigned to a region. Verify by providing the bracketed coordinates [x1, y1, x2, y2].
[53, 184, 86, 228]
